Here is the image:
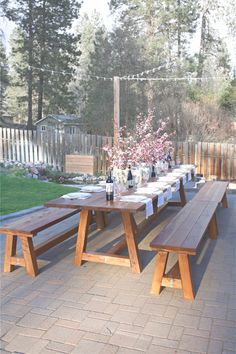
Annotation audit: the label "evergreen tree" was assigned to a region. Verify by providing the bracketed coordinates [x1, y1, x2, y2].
[72, 12, 113, 135]
[2, 0, 81, 128]
[0, 31, 9, 118]
[109, 0, 199, 118]
[196, 0, 233, 80]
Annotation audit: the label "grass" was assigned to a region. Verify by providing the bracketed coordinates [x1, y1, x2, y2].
[0, 173, 78, 216]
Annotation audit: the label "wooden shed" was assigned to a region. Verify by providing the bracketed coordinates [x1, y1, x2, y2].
[35, 114, 83, 134]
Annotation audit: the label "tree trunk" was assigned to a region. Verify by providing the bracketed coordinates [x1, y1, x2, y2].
[146, 1, 155, 113]
[197, 12, 207, 79]
[37, 70, 44, 121]
[37, 0, 46, 121]
[27, 0, 33, 129]
[177, 0, 181, 59]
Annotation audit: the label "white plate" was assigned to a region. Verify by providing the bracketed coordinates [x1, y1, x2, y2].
[80, 185, 104, 193]
[135, 187, 160, 194]
[61, 192, 91, 199]
[120, 195, 147, 203]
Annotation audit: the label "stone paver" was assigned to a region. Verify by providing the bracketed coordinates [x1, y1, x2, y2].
[5, 334, 48, 354]
[51, 304, 88, 322]
[143, 321, 171, 338]
[43, 325, 85, 345]
[71, 339, 107, 353]
[179, 334, 209, 353]
[0, 192, 236, 353]
[208, 339, 223, 354]
[46, 340, 75, 353]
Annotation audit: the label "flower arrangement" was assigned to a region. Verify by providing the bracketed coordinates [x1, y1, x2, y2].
[103, 111, 174, 169]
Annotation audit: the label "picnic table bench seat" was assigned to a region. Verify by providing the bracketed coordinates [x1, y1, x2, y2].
[150, 181, 228, 300]
[0, 207, 80, 277]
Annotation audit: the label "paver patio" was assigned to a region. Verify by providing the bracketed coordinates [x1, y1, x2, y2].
[0, 190, 236, 354]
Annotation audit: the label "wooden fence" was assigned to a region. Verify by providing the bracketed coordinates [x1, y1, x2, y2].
[174, 141, 236, 181]
[0, 127, 235, 180]
[0, 127, 112, 174]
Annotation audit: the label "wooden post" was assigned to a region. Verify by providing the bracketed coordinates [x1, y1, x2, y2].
[113, 76, 120, 146]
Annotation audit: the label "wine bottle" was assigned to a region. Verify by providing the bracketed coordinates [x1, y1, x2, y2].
[166, 151, 172, 169]
[106, 170, 114, 201]
[127, 165, 134, 188]
[151, 165, 156, 178]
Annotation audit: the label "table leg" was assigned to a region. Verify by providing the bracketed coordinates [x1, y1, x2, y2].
[75, 209, 91, 266]
[179, 178, 187, 206]
[168, 178, 187, 207]
[95, 211, 107, 230]
[121, 212, 141, 273]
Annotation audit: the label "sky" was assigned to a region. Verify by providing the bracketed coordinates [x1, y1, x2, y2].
[81, 0, 110, 17]
[1, 0, 235, 67]
[80, 0, 112, 28]
[0, 0, 112, 51]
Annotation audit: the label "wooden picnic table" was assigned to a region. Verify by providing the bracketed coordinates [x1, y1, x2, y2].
[45, 167, 194, 273]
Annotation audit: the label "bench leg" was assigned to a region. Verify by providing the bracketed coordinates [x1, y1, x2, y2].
[178, 254, 194, 300]
[150, 251, 168, 294]
[222, 192, 228, 208]
[208, 213, 218, 240]
[4, 235, 17, 272]
[20, 237, 38, 277]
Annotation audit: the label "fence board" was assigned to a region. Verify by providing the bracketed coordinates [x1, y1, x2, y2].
[25, 130, 30, 162]
[0, 128, 3, 160]
[215, 143, 221, 179]
[28, 130, 34, 162]
[189, 142, 195, 165]
[197, 142, 202, 175]
[32, 130, 38, 162]
[209, 143, 215, 177]
[229, 144, 236, 180]
[15, 129, 20, 162]
[182, 142, 188, 164]
[7, 128, 12, 160]
[11, 129, 16, 161]
[2, 128, 7, 160]
[222, 143, 228, 180]
[203, 142, 208, 177]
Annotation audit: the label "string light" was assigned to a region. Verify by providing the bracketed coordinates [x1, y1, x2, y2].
[120, 63, 168, 79]
[13, 63, 229, 82]
[119, 76, 228, 81]
[27, 65, 113, 81]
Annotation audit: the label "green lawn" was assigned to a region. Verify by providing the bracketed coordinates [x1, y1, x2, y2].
[0, 173, 78, 216]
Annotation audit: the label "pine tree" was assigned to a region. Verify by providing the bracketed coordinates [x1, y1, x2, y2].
[72, 12, 114, 135]
[2, 0, 81, 127]
[0, 31, 9, 118]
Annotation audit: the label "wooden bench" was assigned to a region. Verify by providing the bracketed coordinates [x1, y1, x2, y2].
[150, 181, 228, 300]
[0, 207, 80, 277]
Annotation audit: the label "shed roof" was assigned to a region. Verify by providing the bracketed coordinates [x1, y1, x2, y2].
[36, 114, 81, 125]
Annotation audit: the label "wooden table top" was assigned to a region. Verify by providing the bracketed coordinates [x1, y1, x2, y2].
[45, 166, 195, 213]
[45, 190, 156, 213]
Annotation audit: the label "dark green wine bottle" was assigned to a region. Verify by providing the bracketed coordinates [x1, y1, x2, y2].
[106, 170, 114, 201]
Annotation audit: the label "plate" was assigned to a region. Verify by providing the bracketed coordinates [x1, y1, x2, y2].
[61, 192, 91, 199]
[120, 195, 147, 203]
[80, 185, 104, 193]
